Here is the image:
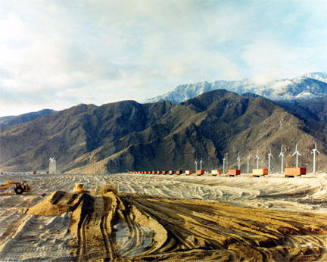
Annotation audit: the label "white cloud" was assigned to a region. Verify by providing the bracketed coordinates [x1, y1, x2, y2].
[0, 0, 327, 116]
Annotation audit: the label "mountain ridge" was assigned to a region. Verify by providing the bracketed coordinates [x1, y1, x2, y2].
[1, 90, 326, 174]
[0, 109, 55, 128]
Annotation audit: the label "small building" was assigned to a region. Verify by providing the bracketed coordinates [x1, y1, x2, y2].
[211, 170, 222, 176]
[285, 168, 306, 177]
[49, 157, 56, 174]
[252, 168, 268, 177]
[228, 169, 241, 176]
[196, 170, 205, 176]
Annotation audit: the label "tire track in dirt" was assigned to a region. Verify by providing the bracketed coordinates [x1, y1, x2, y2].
[26, 187, 327, 261]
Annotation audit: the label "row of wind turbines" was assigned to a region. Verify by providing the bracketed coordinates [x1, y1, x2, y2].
[195, 143, 320, 174]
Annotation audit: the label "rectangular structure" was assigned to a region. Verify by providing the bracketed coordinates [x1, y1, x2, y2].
[211, 169, 222, 176]
[285, 167, 306, 177]
[228, 169, 241, 176]
[252, 168, 268, 176]
[196, 169, 205, 176]
[185, 170, 193, 175]
[169, 170, 175, 175]
[175, 170, 182, 175]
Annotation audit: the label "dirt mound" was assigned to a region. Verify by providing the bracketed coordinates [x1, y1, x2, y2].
[27, 191, 83, 216]
[27, 187, 327, 261]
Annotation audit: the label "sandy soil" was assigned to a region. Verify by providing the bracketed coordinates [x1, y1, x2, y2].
[0, 172, 327, 261]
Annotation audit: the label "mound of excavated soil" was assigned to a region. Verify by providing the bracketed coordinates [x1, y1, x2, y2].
[27, 188, 327, 261]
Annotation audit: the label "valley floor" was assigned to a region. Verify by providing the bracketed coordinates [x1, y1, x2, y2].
[0, 172, 327, 261]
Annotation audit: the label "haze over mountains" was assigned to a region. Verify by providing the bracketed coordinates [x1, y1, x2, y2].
[0, 109, 55, 128]
[0, 89, 326, 173]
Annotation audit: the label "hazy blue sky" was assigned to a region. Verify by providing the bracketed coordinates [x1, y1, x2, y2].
[0, 0, 326, 116]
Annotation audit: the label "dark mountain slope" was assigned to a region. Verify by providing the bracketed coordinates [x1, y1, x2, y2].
[277, 96, 327, 123]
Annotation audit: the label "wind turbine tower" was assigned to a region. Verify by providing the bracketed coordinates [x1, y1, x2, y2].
[311, 142, 320, 174]
[194, 159, 198, 171]
[237, 152, 241, 170]
[247, 153, 251, 174]
[222, 157, 226, 174]
[267, 148, 273, 173]
[255, 149, 260, 169]
[200, 158, 203, 170]
[292, 144, 301, 168]
[279, 146, 284, 174]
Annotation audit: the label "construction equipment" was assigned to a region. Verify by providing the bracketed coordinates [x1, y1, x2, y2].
[73, 183, 87, 194]
[0, 180, 31, 194]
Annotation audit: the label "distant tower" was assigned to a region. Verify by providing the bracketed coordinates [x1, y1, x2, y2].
[194, 159, 198, 171]
[49, 157, 56, 174]
[267, 148, 273, 173]
[200, 159, 203, 170]
[247, 153, 251, 174]
[311, 142, 320, 174]
[237, 152, 241, 170]
[292, 144, 301, 168]
[255, 149, 260, 169]
[222, 157, 226, 174]
[279, 146, 284, 174]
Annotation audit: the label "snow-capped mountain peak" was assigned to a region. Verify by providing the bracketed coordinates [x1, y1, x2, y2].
[146, 72, 327, 104]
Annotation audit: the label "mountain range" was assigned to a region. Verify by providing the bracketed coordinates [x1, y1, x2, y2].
[1, 89, 326, 174]
[146, 72, 327, 104]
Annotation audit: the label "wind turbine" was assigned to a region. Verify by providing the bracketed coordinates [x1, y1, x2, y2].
[247, 153, 251, 174]
[194, 159, 198, 171]
[292, 144, 301, 168]
[255, 149, 260, 169]
[279, 146, 284, 175]
[311, 142, 320, 174]
[237, 152, 241, 170]
[200, 158, 203, 170]
[222, 156, 226, 174]
[267, 148, 273, 173]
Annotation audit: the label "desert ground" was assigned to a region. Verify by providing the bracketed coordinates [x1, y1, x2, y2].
[0, 172, 327, 261]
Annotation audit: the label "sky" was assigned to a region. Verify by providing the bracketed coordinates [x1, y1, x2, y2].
[0, 0, 327, 116]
